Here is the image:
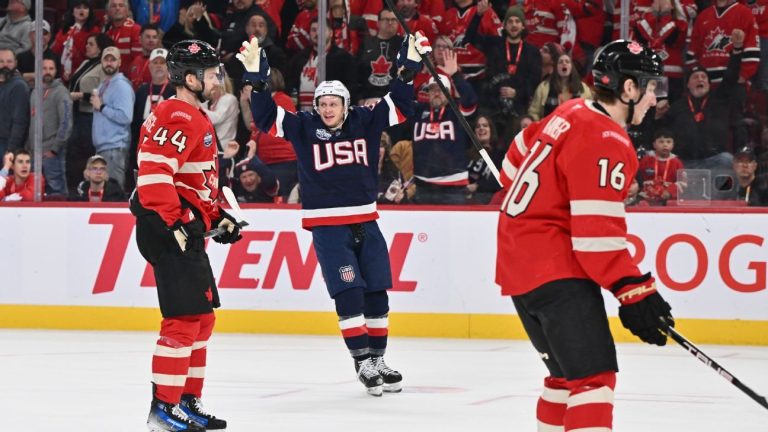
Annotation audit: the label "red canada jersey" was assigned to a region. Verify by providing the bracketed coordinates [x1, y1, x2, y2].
[438, 6, 502, 80]
[686, 2, 760, 82]
[104, 19, 142, 74]
[136, 98, 221, 230]
[496, 98, 643, 296]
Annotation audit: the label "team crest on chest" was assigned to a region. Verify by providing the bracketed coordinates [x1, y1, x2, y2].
[203, 132, 213, 147]
[316, 128, 332, 140]
[339, 265, 355, 283]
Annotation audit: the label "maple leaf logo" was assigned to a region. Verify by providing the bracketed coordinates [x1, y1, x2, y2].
[370, 55, 393, 76]
[189, 43, 201, 54]
[628, 41, 643, 55]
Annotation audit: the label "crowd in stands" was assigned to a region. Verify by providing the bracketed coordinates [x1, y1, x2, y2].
[0, 0, 766, 206]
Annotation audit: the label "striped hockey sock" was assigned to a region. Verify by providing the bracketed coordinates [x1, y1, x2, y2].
[563, 371, 616, 431]
[338, 314, 370, 360]
[537, 376, 568, 431]
[366, 314, 388, 356]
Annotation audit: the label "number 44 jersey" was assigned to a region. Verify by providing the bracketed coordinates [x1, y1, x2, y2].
[134, 98, 221, 230]
[495, 98, 645, 297]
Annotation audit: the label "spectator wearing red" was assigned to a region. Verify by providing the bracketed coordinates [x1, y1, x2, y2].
[286, 0, 318, 53]
[128, 24, 162, 89]
[104, 0, 143, 74]
[638, 129, 686, 205]
[395, 0, 439, 43]
[414, 35, 460, 103]
[348, 0, 384, 35]
[0, 149, 40, 202]
[51, 0, 101, 83]
[743, 0, 768, 91]
[634, 0, 696, 101]
[520, 0, 565, 48]
[328, 0, 366, 56]
[254, 0, 286, 34]
[686, 0, 760, 85]
[561, 0, 607, 73]
[438, 0, 503, 81]
[285, 19, 359, 111]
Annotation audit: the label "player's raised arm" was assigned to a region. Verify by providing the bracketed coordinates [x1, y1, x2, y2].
[238, 36, 300, 140]
[368, 31, 432, 128]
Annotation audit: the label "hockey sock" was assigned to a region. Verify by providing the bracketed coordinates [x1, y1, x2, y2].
[334, 288, 369, 360]
[536, 376, 568, 431]
[563, 371, 616, 431]
[183, 313, 215, 398]
[152, 315, 203, 404]
[364, 290, 390, 356]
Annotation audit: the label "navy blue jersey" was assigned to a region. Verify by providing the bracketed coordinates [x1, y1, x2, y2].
[251, 78, 413, 228]
[412, 73, 478, 186]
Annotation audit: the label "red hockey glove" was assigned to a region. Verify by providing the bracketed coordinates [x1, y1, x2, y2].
[612, 273, 674, 346]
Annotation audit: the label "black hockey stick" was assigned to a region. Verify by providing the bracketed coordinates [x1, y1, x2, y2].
[660, 319, 768, 410]
[383, 0, 502, 187]
[204, 186, 250, 238]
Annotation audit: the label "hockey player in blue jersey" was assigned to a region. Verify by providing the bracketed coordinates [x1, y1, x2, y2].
[237, 31, 432, 396]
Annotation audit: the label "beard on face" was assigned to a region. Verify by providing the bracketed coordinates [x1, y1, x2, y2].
[103, 65, 117, 75]
[43, 74, 54, 83]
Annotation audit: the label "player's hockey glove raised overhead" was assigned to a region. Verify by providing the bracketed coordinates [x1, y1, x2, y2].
[237, 36, 270, 89]
[211, 209, 242, 244]
[612, 273, 674, 346]
[396, 31, 431, 82]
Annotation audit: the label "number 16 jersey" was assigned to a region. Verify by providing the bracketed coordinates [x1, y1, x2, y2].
[495, 98, 645, 297]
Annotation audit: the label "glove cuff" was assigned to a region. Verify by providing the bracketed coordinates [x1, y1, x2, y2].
[612, 273, 656, 305]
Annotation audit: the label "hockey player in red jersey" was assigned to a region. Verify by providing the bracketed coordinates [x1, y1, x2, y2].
[496, 40, 675, 431]
[130, 40, 242, 432]
[239, 31, 431, 397]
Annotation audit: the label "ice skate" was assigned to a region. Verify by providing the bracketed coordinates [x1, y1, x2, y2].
[371, 355, 402, 393]
[180, 394, 227, 430]
[355, 357, 384, 396]
[147, 398, 205, 432]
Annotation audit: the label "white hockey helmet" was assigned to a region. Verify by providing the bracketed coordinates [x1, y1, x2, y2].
[313, 80, 351, 120]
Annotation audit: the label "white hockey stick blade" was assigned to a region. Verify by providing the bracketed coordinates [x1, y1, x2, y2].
[479, 148, 503, 187]
[222, 186, 248, 224]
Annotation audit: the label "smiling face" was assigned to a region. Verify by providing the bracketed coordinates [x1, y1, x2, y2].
[474, 116, 492, 144]
[317, 95, 345, 129]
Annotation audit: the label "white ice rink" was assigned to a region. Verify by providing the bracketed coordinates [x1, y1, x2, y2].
[2, 330, 767, 431]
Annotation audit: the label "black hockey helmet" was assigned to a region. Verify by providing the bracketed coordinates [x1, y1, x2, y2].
[167, 39, 220, 86]
[592, 40, 663, 95]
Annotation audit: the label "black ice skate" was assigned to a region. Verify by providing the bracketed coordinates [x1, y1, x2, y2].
[355, 357, 384, 396]
[180, 394, 227, 430]
[371, 355, 403, 393]
[147, 398, 205, 432]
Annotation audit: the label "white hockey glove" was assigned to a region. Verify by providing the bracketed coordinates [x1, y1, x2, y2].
[397, 31, 431, 72]
[236, 36, 271, 83]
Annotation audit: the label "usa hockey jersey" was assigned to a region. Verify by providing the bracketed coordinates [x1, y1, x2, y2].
[496, 98, 644, 296]
[134, 98, 221, 230]
[412, 73, 478, 186]
[250, 78, 413, 229]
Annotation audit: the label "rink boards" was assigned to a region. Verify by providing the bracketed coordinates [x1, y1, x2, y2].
[0, 204, 766, 345]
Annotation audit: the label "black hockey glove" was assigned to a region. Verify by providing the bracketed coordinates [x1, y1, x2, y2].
[211, 209, 243, 244]
[168, 219, 203, 253]
[612, 273, 674, 346]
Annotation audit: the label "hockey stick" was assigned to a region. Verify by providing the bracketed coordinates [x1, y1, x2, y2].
[204, 186, 250, 238]
[383, 0, 502, 187]
[660, 320, 768, 410]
